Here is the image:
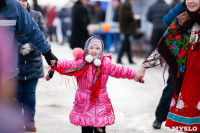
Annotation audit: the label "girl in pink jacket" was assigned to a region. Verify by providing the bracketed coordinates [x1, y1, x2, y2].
[50, 36, 140, 133]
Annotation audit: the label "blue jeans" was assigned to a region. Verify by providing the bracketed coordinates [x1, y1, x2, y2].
[17, 79, 38, 126]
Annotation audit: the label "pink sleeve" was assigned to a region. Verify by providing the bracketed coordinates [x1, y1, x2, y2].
[57, 59, 84, 69]
[109, 63, 135, 79]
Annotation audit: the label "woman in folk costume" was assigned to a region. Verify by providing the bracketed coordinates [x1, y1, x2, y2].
[135, 0, 200, 132]
[50, 36, 141, 133]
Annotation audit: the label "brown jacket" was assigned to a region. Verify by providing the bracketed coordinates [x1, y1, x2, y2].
[118, 1, 137, 37]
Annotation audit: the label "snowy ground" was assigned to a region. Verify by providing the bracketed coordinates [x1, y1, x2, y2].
[34, 42, 179, 133]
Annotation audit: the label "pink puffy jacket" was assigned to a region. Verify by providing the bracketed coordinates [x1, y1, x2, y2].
[57, 55, 135, 127]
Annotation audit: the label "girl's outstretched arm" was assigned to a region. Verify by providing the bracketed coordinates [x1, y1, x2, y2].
[56, 59, 84, 70]
[45, 58, 84, 81]
[109, 63, 136, 80]
[55, 48, 84, 69]
[46, 59, 84, 81]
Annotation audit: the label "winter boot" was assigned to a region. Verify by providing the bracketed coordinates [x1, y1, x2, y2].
[152, 119, 162, 129]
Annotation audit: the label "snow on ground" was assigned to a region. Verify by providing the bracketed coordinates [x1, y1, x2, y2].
[34, 42, 179, 133]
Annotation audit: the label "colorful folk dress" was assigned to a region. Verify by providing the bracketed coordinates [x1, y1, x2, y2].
[165, 23, 200, 132]
[144, 12, 200, 132]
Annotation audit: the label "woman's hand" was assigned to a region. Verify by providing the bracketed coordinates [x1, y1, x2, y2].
[134, 64, 147, 82]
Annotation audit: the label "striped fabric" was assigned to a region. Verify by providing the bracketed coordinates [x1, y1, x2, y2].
[168, 113, 200, 125]
[0, 19, 16, 26]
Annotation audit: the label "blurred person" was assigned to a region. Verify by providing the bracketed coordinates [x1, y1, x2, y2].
[152, 1, 186, 129]
[0, 0, 57, 101]
[0, 103, 23, 133]
[163, 1, 186, 26]
[86, 0, 94, 24]
[152, 72, 174, 129]
[112, 0, 121, 22]
[0, 0, 57, 132]
[146, 0, 171, 54]
[32, 0, 42, 14]
[116, 0, 137, 64]
[58, 5, 72, 45]
[171, 0, 183, 8]
[146, 0, 171, 128]
[0, 26, 17, 103]
[46, 6, 58, 42]
[70, 0, 90, 49]
[91, 1, 105, 24]
[49, 36, 141, 133]
[135, 0, 200, 132]
[17, 0, 48, 132]
[0, 37, 22, 131]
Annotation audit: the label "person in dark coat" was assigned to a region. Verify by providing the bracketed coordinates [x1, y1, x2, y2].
[17, 0, 48, 132]
[146, 0, 170, 129]
[86, 0, 94, 24]
[58, 6, 71, 45]
[152, 1, 186, 129]
[0, 0, 57, 132]
[170, 0, 182, 8]
[91, 1, 105, 24]
[112, 0, 121, 22]
[116, 0, 137, 64]
[32, 0, 43, 14]
[70, 0, 90, 49]
[146, 0, 171, 54]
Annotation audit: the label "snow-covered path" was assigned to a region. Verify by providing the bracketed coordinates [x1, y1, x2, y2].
[35, 43, 179, 133]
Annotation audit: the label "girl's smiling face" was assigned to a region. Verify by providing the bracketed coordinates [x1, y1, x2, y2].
[186, 0, 200, 12]
[88, 44, 101, 59]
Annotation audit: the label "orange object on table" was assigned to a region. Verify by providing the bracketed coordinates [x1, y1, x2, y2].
[101, 23, 110, 32]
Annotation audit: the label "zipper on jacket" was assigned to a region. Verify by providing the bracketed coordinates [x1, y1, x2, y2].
[95, 99, 96, 126]
[25, 60, 27, 80]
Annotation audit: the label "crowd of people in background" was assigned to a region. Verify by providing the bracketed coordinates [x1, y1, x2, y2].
[37, 0, 106, 47]
[1, 0, 199, 132]
[28, 0, 184, 54]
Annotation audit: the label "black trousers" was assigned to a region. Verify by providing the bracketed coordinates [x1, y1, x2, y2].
[47, 27, 58, 42]
[82, 126, 106, 133]
[150, 28, 166, 54]
[155, 71, 174, 122]
[117, 33, 133, 63]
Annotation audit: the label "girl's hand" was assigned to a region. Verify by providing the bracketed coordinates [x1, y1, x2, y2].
[134, 64, 146, 82]
[50, 60, 57, 67]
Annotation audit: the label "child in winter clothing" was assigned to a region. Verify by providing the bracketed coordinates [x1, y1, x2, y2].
[50, 36, 141, 133]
